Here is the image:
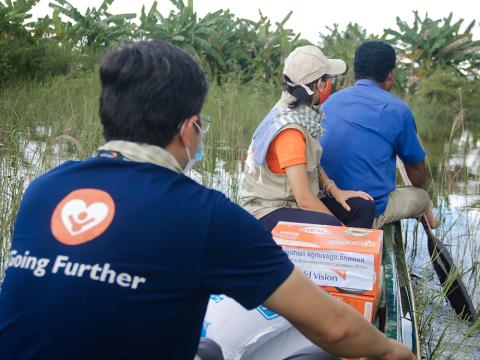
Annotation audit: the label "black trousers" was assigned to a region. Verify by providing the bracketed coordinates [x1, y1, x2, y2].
[321, 196, 375, 228]
[260, 207, 341, 232]
[259, 197, 375, 232]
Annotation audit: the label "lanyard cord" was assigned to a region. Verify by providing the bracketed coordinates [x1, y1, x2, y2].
[97, 150, 128, 161]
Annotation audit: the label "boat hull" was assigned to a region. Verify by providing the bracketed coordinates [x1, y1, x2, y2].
[379, 221, 420, 358]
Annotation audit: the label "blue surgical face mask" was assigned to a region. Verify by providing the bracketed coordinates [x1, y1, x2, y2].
[195, 142, 204, 161]
[184, 141, 203, 173]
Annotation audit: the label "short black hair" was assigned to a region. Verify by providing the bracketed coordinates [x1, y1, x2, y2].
[283, 75, 317, 108]
[99, 40, 208, 147]
[354, 41, 396, 82]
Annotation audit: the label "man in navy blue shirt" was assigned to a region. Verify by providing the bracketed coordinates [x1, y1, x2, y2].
[0, 40, 414, 360]
[321, 41, 437, 229]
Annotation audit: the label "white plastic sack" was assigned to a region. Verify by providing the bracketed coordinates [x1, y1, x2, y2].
[202, 295, 311, 360]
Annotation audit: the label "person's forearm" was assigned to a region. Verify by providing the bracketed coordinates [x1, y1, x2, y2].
[318, 166, 341, 198]
[314, 300, 392, 358]
[404, 161, 427, 188]
[407, 169, 426, 188]
[284, 164, 334, 215]
[294, 293, 392, 358]
[265, 269, 413, 360]
[295, 191, 333, 215]
[318, 167, 332, 191]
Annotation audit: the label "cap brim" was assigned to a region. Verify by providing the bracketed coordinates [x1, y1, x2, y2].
[326, 59, 347, 75]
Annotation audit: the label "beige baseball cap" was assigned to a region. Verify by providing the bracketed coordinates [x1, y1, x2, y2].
[283, 45, 347, 95]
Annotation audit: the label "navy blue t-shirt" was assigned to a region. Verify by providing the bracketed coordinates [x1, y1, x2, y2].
[0, 157, 293, 359]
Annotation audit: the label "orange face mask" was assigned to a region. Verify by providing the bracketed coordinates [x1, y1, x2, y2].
[319, 80, 333, 104]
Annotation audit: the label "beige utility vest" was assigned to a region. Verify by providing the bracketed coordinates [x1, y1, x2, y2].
[240, 123, 323, 219]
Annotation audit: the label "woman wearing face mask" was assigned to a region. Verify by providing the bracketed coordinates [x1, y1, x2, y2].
[240, 46, 375, 231]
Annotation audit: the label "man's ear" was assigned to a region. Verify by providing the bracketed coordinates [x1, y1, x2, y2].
[383, 69, 395, 91]
[179, 115, 198, 147]
[387, 70, 395, 82]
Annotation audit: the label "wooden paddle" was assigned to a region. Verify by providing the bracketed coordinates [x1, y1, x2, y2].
[397, 158, 478, 322]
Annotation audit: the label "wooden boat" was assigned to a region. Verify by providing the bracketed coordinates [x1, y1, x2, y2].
[377, 221, 420, 358]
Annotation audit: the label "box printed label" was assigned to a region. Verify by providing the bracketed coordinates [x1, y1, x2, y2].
[283, 247, 376, 291]
[272, 222, 383, 299]
[300, 265, 375, 291]
[283, 248, 374, 272]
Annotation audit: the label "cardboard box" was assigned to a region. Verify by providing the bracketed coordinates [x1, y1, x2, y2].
[272, 222, 383, 299]
[330, 292, 375, 322]
[333, 294, 375, 360]
[271, 222, 384, 360]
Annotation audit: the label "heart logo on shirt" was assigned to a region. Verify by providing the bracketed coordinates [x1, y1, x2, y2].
[51, 189, 115, 245]
[61, 200, 109, 236]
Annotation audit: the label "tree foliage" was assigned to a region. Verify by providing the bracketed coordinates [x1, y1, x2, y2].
[46, 0, 135, 49]
[136, 0, 227, 77]
[384, 11, 480, 86]
[319, 23, 373, 89]
[135, 0, 309, 83]
[1, 0, 311, 85]
[1, 0, 479, 95]
[0, 0, 83, 83]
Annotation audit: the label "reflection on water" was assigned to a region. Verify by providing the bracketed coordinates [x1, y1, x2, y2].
[193, 158, 244, 204]
[445, 130, 480, 211]
[447, 130, 480, 174]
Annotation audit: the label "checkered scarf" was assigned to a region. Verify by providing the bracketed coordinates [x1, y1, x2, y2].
[252, 104, 325, 166]
[274, 104, 325, 139]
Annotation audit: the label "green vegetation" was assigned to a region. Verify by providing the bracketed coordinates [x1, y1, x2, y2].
[412, 264, 480, 359]
[0, 0, 92, 83]
[1, 0, 310, 84]
[319, 23, 373, 88]
[2, 1, 480, 127]
[384, 12, 480, 88]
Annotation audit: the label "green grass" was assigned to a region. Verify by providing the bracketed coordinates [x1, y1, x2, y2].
[412, 264, 480, 359]
[200, 76, 278, 200]
[403, 107, 480, 359]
